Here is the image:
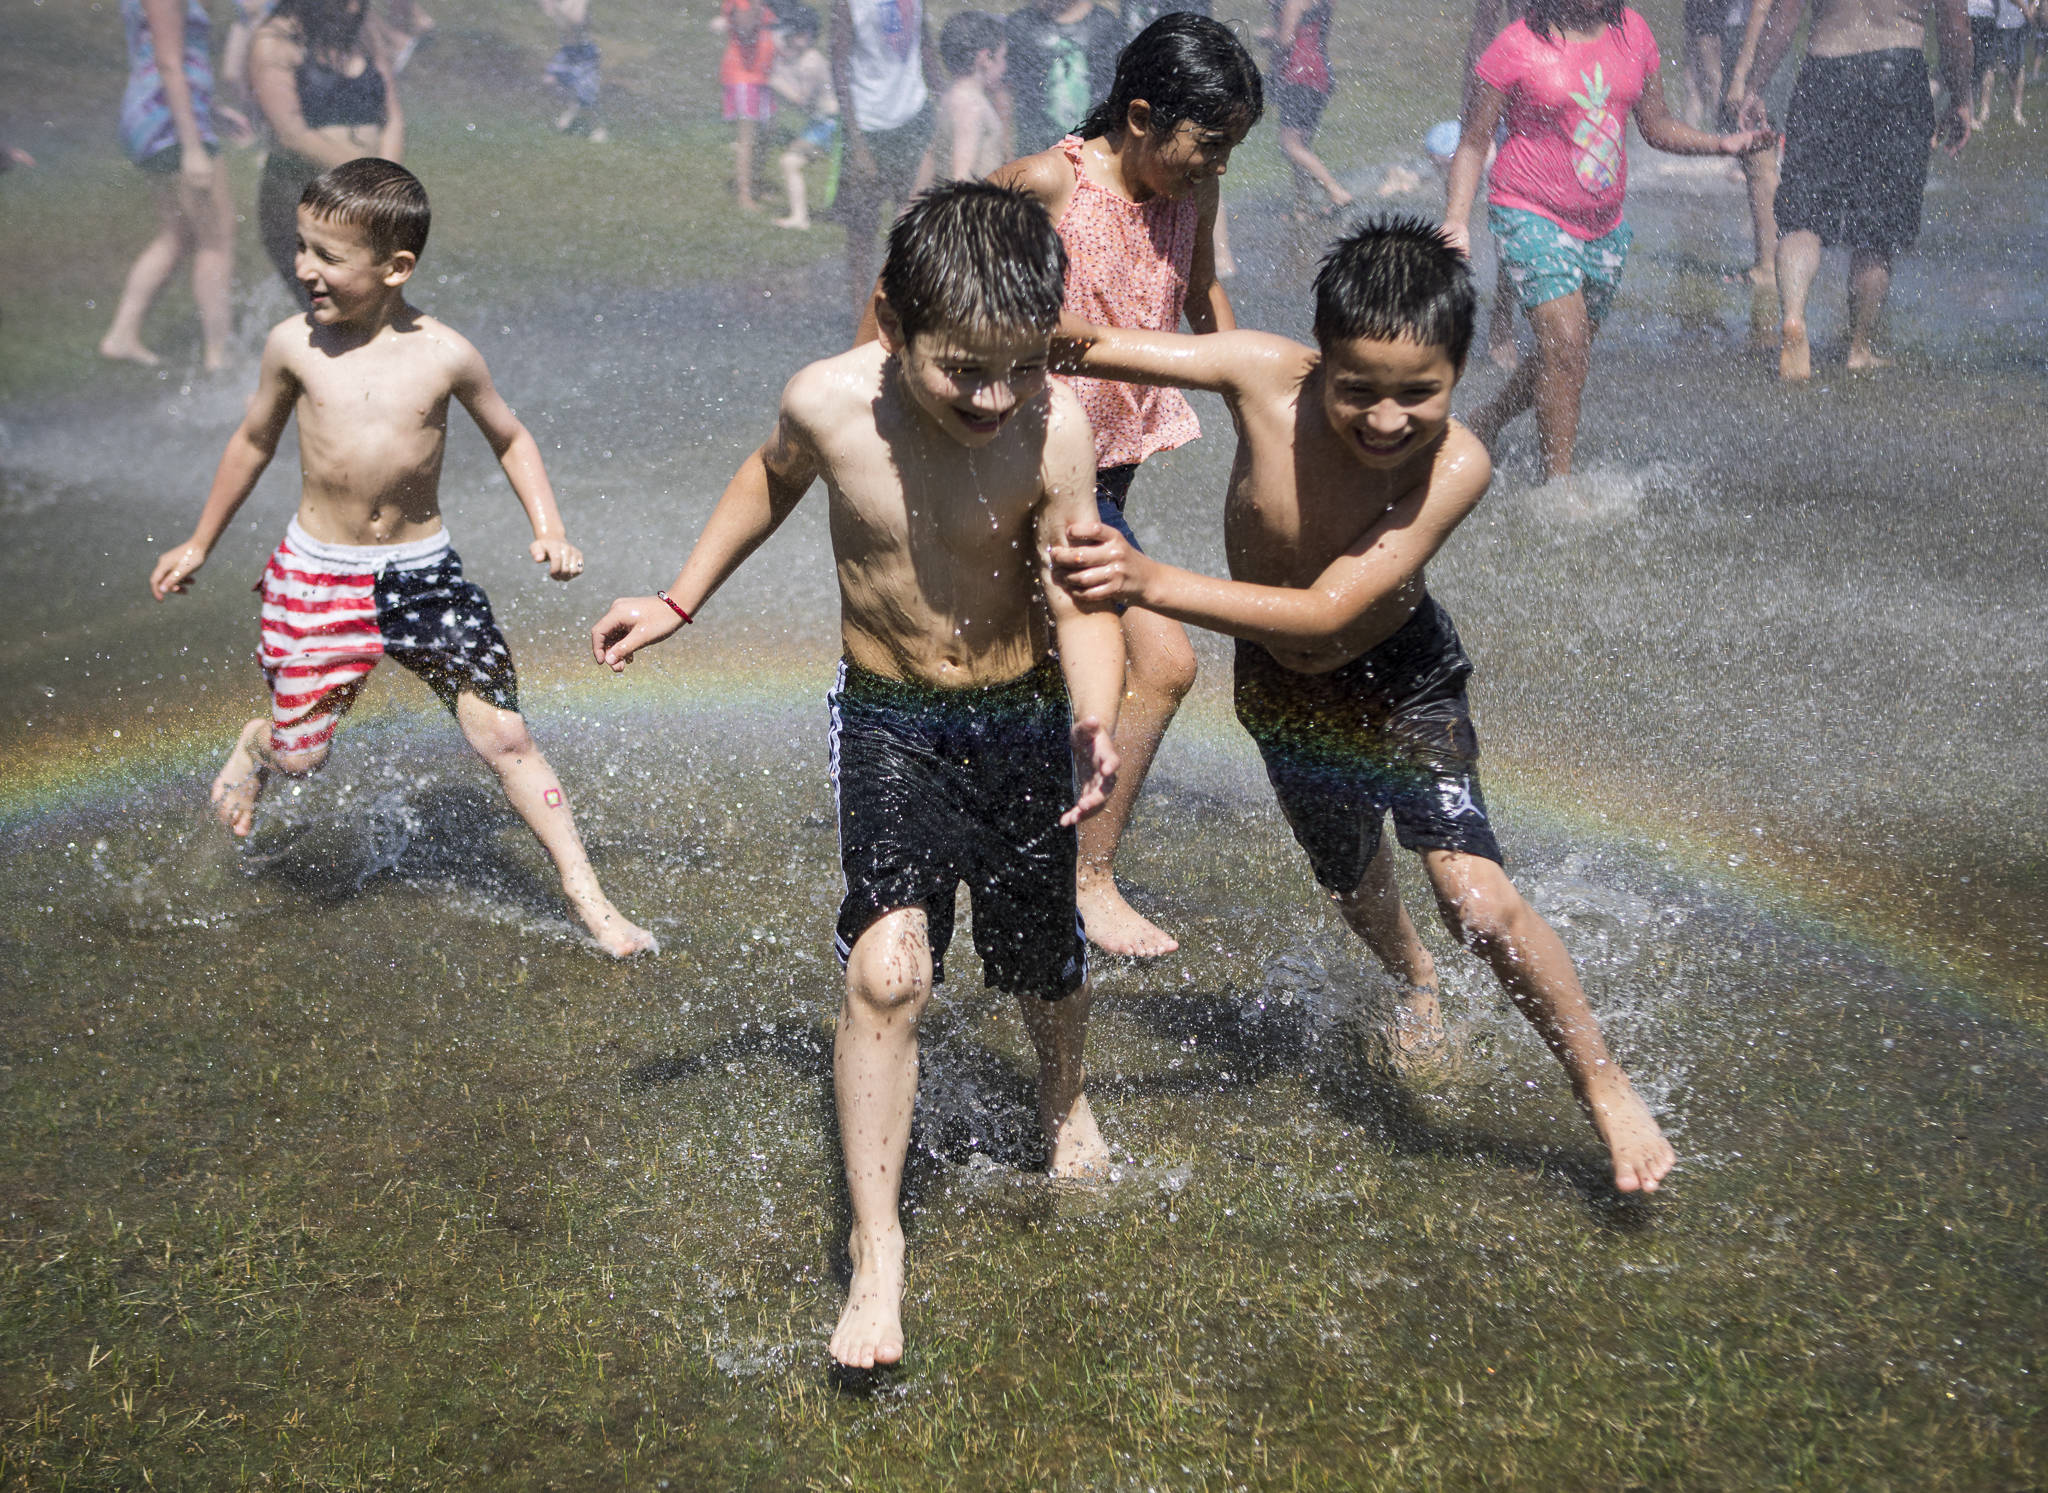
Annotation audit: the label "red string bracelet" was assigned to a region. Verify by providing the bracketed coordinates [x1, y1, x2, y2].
[658, 591, 694, 624]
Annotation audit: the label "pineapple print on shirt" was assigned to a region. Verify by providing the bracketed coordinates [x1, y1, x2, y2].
[1568, 64, 1623, 193]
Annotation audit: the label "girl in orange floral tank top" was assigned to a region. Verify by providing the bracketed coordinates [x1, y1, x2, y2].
[991, 12, 1264, 958]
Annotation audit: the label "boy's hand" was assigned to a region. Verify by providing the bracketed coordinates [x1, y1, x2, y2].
[151, 540, 208, 600]
[531, 535, 585, 580]
[1050, 520, 1153, 607]
[1060, 716, 1120, 827]
[590, 596, 683, 672]
[1440, 220, 1472, 257]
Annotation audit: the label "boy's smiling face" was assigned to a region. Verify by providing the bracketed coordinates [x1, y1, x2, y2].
[1319, 334, 1460, 469]
[893, 322, 1051, 447]
[294, 208, 413, 327]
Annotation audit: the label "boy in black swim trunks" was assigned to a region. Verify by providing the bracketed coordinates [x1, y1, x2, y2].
[1050, 216, 1676, 1197]
[149, 158, 655, 960]
[590, 182, 1124, 1371]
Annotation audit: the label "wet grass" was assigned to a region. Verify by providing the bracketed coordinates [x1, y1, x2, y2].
[3, 710, 2044, 1489]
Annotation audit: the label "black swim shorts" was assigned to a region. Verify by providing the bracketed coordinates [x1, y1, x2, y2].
[828, 656, 1086, 998]
[1776, 48, 1935, 253]
[1234, 596, 1502, 896]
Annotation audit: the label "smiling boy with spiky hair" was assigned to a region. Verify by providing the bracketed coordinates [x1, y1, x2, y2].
[591, 181, 1125, 1370]
[1050, 216, 1675, 1196]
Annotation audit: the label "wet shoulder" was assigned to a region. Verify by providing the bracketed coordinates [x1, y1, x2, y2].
[780, 344, 886, 451]
[989, 146, 1075, 215]
[1431, 421, 1493, 511]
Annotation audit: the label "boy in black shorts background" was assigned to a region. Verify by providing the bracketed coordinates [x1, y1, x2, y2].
[591, 183, 1124, 1371]
[1051, 217, 1676, 1197]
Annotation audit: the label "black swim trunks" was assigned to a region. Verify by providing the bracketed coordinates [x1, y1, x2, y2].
[828, 656, 1087, 998]
[1776, 48, 1935, 253]
[1234, 596, 1502, 895]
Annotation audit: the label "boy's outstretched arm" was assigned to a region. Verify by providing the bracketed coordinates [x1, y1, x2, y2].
[150, 327, 299, 599]
[452, 342, 582, 579]
[1052, 322, 1302, 399]
[590, 394, 822, 671]
[1053, 426, 1492, 667]
[1035, 390, 1124, 826]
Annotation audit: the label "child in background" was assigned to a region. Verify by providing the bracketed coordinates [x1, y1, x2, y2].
[1051, 218, 1676, 1196]
[592, 183, 1125, 1370]
[1263, 0, 1351, 218]
[714, 0, 777, 212]
[1442, 0, 1766, 480]
[918, 10, 1009, 186]
[149, 159, 655, 960]
[990, 13, 1262, 956]
[770, 4, 837, 228]
[541, 0, 606, 142]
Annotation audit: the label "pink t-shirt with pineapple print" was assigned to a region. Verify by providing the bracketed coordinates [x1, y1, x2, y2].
[1475, 9, 1659, 240]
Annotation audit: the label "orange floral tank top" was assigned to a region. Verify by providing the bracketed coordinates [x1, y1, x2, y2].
[1053, 135, 1202, 470]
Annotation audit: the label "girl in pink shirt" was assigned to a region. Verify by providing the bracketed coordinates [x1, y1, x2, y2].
[1443, 0, 1763, 479]
[992, 13, 1261, 957]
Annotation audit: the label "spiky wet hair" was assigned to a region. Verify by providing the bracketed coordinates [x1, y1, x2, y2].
[880, 181, 1068, 345]
[1312, 215, 1476, 369]
[300, 157, 430, 261]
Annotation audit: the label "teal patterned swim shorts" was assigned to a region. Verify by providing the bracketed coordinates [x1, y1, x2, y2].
[1488, 205, 1632, 323]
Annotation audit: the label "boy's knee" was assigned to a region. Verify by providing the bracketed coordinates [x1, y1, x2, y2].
[846, 914, 934, 1016]
[1130, 636, 1197, 701]
[466, 712, 537, 763]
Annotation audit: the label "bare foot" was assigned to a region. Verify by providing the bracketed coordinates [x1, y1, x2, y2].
[773, 214, 811, 230]
[830, 1225, 905, 1369]
[738, 197, 763, 214]
[570, 896, 658, 958]
[1580, 1073, 1676, 1193]
[210, 719, 271, 837]
[587, 125, 609, 144]
[2014, 108, 2026, 126]
[1077, 875, 1178, 956]
[1845, 345, 1895, 372]
[1778, 318, 1812, 382]
[98, 335, 160, 368]
[1044, 1091, 1111, 1179]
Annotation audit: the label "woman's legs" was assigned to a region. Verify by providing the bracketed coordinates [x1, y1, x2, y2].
[100, 180, 187, 365]
[190, 167, 237, 370]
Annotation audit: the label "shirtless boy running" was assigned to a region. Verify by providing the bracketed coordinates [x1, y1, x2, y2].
[590, 182, 1126, 1368]
[1051, 217, 1675, 1194]
[150, 158, 654, 959]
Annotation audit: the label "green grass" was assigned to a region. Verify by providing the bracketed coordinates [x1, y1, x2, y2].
[2, 726, 2044, 1489]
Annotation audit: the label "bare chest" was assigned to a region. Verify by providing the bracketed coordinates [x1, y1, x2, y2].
[294, 354, 450, 446]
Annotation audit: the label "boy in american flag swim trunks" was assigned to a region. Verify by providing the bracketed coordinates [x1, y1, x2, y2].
[149, 158, 654, 958]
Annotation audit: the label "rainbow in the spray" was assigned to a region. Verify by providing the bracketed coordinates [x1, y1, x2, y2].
[4, 652, 2035, 1030]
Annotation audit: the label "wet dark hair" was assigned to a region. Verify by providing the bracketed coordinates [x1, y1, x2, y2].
[938, 10, 1005, 78]
[778, 1, 820, 40]
[1075, 13, 1263, 142]
[880, 181, 1067, 345]
[300, 157, 430, 261]
[1313, 216, 1476, 369]
[268, 0, 370, 61]
[1523, 0, 1625, 42]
